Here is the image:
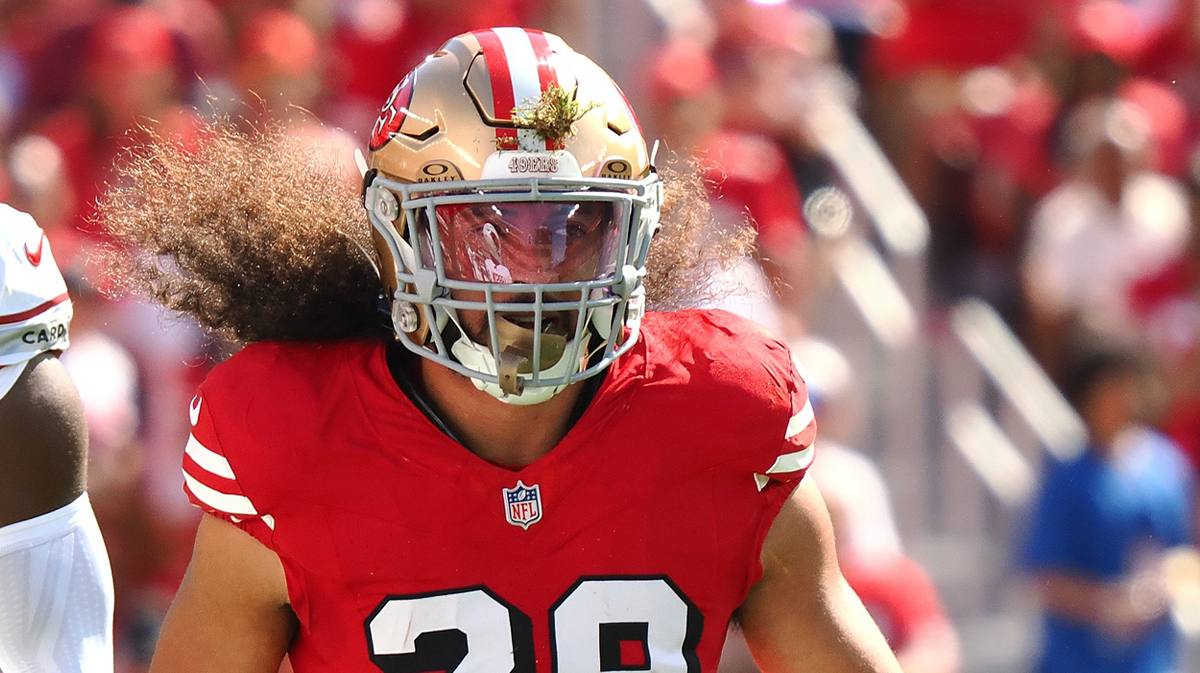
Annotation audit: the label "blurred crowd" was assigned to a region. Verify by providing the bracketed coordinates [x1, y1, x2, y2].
[5, 0, 1200, 671]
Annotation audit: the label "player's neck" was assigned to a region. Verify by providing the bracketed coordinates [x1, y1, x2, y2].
[416, 357, 586, 469]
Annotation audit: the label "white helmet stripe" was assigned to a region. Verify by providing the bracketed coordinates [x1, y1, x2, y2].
[492, 27, 548, 152]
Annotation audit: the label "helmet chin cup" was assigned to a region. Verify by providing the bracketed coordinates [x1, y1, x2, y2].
[451, 327, 582, 406]
[493, 315, 568, 396]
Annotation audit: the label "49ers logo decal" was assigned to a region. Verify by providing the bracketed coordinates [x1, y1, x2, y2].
[370, 73, 415, 151]
[507, 155, 559, 174]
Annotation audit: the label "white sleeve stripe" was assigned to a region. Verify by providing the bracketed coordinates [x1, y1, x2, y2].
[767, 445, 816, 474]
[226, 514, 276, 531]
[785, 398, 815, 439]
[183, 472, 259, 517]
[753, 445, 816, 491]
[184, 434, 236, 480]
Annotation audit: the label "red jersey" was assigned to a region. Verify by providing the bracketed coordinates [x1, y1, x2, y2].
[181, 309, 815, 672]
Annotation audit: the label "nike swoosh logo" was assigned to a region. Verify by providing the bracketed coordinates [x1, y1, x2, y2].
[25, 236, 44, 266]
[189, 395, 202, 426]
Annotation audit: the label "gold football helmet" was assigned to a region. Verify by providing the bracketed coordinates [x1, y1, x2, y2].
[364, 27, 661, 404]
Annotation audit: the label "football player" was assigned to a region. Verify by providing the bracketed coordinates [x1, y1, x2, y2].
[102, 28, 900, 673]
[0, 205, 115, 672]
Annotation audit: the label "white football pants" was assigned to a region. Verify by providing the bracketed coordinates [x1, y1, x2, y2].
[0, 494, 114, 673]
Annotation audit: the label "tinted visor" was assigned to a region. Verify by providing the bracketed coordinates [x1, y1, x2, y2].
[431, 201, 621, 283]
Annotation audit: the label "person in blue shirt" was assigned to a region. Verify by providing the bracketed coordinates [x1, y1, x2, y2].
[1024, 345, 1196, 673]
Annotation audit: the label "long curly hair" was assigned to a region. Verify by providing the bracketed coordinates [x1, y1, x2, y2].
[95, 119, 753, 344]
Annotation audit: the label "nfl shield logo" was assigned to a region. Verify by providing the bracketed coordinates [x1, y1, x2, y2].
[503, 481, 542, 529]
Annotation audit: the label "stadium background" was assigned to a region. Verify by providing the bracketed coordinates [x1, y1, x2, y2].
[2, 0, 1200, 671]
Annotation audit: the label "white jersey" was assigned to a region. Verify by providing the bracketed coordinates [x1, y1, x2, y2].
[0, 204, 72, 397]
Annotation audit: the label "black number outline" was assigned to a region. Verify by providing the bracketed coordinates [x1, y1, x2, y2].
[364, 585, 535, 673]
[548, 575, 703, 673]
[364, 577, 702, 673]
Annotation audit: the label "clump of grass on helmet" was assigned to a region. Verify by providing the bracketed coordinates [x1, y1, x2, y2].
[511, 84, 599, 144]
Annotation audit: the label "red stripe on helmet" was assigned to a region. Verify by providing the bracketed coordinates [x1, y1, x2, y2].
[526, 29, 563, 150]
[473, 29, 518, 151]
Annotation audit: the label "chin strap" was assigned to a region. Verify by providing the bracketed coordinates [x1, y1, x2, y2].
[492, 316, 567, 395]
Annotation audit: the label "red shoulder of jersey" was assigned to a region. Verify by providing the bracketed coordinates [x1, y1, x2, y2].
[181, 338, 379, 544]
[637, 309, 816, 490]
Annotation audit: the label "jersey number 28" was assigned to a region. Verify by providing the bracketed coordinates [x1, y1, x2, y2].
[365, 576, 702, 673]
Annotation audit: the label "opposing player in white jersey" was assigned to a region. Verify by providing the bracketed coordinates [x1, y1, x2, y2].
[0, 204, 114, 673]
